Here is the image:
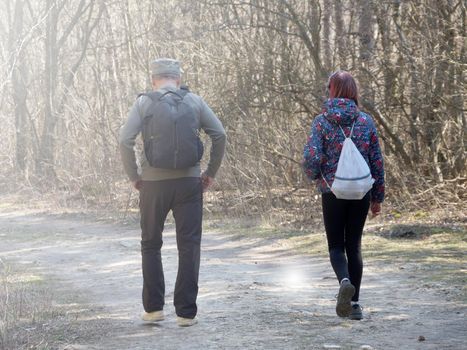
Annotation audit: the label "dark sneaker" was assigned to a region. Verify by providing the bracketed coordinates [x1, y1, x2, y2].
[349, 304, 363, 320]
[336, 280, 355, 317]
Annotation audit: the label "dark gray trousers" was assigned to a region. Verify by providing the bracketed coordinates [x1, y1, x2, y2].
[139, 177, 202, 319]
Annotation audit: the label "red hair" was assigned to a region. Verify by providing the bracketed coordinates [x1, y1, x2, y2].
[328, 71, 359, 106]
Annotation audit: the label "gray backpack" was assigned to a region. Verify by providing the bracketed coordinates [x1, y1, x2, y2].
[140, 87, 204, 169]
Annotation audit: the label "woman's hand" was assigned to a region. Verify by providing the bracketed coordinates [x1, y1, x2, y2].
[370, 201, 381, 217]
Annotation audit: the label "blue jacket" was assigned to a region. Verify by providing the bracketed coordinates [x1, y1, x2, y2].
[303, 98, 385, 203]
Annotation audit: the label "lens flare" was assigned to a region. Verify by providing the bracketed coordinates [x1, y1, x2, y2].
[280, 265, 308, 290]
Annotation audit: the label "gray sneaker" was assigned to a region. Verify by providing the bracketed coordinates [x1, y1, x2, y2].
[336, 280, 355, 317]
[176, 316, 198, 327]
[349, 303, 363, 320]
[142, 310, 164, 322]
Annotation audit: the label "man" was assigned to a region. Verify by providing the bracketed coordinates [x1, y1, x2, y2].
[119, 58, 226, 327]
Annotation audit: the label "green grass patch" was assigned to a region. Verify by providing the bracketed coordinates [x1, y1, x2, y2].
[215, 219, 467, 302]
[364, 228, 466, 297]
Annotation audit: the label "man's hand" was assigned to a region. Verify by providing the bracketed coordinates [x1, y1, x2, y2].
[370, 201, 381, 218]
[132, 179, 143, 191]
[201, 173, 214, 192]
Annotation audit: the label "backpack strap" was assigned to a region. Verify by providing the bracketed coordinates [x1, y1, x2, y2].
[137, 91, 163, 102]
[180, 85, 190, 93]
[157, 86, 190, 100]
[321, 170, 332, 190]
[338, 120, 356, 139]
[322, 120, 357, 189]
[138, 86, 190, 102]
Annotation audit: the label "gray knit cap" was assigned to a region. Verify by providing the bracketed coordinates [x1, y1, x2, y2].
[151, 58, 182, 77]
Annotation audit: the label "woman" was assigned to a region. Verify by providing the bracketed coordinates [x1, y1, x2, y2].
[303, 71, 385, 320]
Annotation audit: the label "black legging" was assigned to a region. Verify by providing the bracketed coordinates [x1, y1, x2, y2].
[322, 192, 370, 302]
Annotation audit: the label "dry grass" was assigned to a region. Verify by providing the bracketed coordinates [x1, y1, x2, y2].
[363, 224, 467, 302]
[1, 263, 43, 349]
[213, 210, 467, 304]
[0, 260, 110, 350]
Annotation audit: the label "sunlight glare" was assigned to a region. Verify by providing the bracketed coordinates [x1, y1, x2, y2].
[280, 266, 308, 290]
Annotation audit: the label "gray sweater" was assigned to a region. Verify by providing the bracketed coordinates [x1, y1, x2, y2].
[119, 87, 226, 181]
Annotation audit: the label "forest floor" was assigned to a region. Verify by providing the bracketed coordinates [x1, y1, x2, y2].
[0, 195, 466, 350]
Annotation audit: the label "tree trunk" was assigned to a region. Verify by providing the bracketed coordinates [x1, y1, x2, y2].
[322, 0, 332, 71]
[37, 0, 59, 179]
[9, 0, 29, 173]
[454, 0, 466, 176]
[333, 0, 347, 68]
[358, 0, 375, 102]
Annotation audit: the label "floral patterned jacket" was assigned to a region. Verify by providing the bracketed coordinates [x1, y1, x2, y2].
[303, 98, 385, 203]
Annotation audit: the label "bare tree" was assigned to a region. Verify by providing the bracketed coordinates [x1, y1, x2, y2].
[8, 0, 29, 172]
[0, 0, 464, 215]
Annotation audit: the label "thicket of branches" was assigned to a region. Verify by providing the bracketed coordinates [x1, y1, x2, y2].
[1, 0, 465, 221]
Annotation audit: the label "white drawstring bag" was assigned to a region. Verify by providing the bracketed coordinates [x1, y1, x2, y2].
[324, 122, 375, 200]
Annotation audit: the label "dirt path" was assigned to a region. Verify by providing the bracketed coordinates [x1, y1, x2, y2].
[0, 210, 465, 350]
